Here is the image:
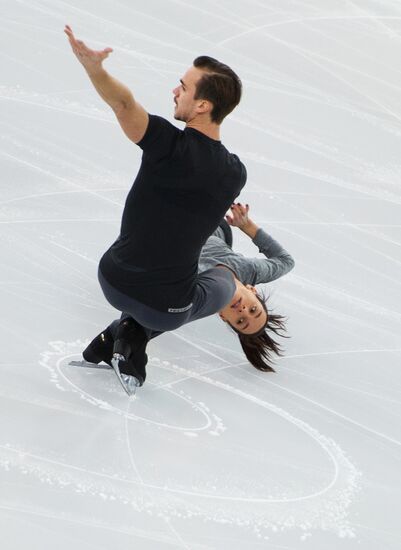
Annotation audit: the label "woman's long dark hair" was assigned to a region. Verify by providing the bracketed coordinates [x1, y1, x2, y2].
[228, 290, 289, 372]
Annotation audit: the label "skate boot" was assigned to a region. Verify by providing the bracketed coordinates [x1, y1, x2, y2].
[82, 326, 114, 366]
[111, 318, 149, 396]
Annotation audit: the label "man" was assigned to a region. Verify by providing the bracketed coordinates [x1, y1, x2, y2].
[64, 25, 250, 393]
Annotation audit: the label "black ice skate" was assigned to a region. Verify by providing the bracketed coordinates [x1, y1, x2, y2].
[82, 326, 114, 366]
[111, 355, 142, 396]
[111, 317, 148, 396]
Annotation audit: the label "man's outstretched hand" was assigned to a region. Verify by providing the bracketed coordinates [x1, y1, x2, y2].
[64, 24, 113, 73]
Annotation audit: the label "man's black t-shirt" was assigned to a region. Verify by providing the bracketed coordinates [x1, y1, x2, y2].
[99, 114, 246, 312]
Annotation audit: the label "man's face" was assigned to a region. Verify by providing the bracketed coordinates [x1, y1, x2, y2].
[172, 66, 207, 122]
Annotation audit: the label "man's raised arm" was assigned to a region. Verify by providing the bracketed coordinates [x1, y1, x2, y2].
[64, 25, 148, 143]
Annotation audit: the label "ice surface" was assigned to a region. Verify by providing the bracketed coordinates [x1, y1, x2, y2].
[1, 1, 401, 548]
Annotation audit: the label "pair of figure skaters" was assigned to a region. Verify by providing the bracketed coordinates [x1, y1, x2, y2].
[64, 26, 295, 394]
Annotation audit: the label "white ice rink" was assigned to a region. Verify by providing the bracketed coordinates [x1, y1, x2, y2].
[1, 1, 401, 548]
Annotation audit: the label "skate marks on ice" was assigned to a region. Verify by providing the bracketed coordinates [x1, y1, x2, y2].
[0, 339, 358, 540]
[46, 341, 230, 433]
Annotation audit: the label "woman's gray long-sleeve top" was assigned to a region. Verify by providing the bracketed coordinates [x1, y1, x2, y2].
[142, 226, 294, 340]
[198, 226, 295, 285]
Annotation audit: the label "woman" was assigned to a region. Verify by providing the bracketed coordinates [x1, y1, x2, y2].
[84, 203, 294, 391]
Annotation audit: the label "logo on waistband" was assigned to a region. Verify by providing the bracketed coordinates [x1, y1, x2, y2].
[168, 303, 193, 313]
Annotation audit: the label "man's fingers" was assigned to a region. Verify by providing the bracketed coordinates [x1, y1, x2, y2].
[76, 39, 89, 52]
[64, 26, 113, 59]
[64, 26, 87, 52]
[64, 26, 79, 49]
[64, 25, 74, 38]
[65, 24, 75, 37]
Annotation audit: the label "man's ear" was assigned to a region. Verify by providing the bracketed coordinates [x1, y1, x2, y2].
[197, 99, 212, 115]
[219, 313, 227, 321]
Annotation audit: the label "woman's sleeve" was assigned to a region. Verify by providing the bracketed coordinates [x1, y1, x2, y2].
[189, 267, 236, 322]
[249, 228, 295, 285]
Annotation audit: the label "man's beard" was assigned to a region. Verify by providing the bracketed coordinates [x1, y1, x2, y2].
[174, 106, 185, 122]
[173, 110, 186, 122]
[173, 103, 189, 122]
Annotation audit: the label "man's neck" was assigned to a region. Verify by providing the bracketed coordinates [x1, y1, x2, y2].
[185, 120, 221, 141]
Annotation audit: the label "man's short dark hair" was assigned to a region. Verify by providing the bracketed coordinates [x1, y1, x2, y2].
[193, 56, 242, 124]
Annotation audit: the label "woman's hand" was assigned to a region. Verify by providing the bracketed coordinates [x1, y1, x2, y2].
[226, 203, 259, 238]
[225, 202, 250, 229]
[64, 25, 113, 73]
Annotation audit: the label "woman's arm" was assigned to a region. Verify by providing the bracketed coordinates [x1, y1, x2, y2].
[226, 203, 259, 238]
[226, 203, 295, 284]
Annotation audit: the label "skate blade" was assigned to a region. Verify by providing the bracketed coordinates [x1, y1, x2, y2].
[69, 360, 110, 370]
[111, 356, 140, 397]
